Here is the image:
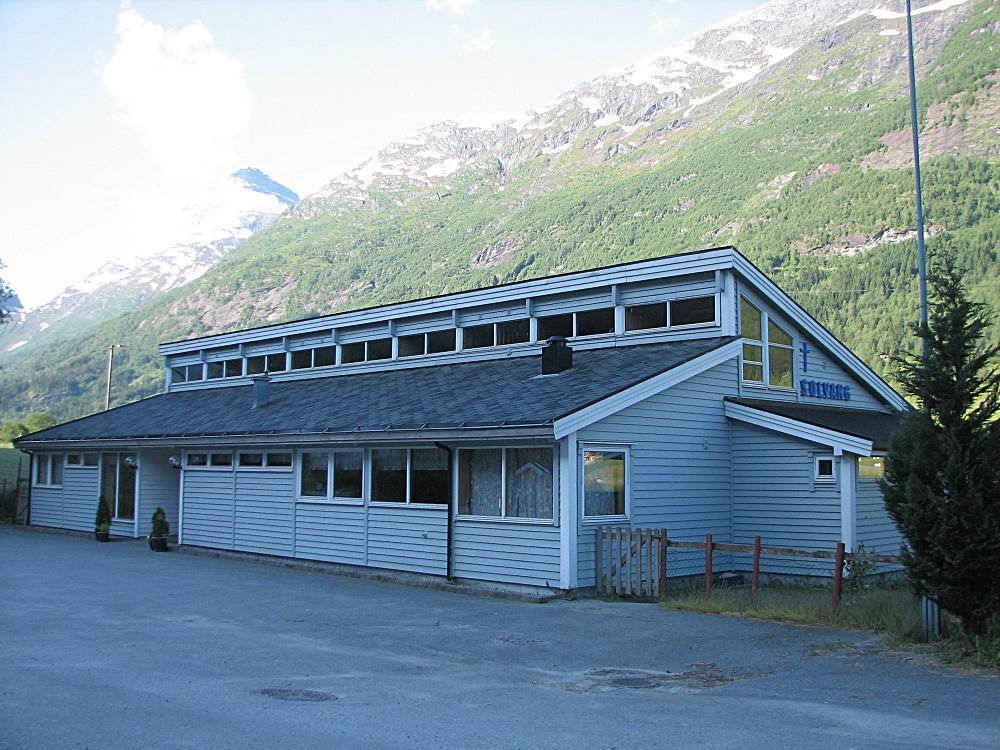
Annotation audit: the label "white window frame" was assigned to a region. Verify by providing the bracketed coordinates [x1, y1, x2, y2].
[64, 453, 98, 469]
[33, 453, 64, 488]
[454, 446, 556, 524]
[740, 295, 795, 391]
[623, 292, 721, 335]
[369, 447, 451, 508]
[295, 449, 365, 505]
[237, 450, 294, 472]
[580, 443, 631, 523]
[99, 451, 137, 522]
[183, 451, 234, 471]
[814, 455, 837, 483]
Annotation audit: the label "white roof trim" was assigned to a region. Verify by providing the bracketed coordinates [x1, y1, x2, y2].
[553, 339, 741, 439]
[724, 401, 873, 457]
[731, 254, 907, 411]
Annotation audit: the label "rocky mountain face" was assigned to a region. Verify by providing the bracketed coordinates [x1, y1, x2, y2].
[294, 0, 979, 220]
[0, 0, 996, 421]
[0, 169, 297, 359]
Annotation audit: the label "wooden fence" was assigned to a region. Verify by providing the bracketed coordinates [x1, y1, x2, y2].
[594, 526, 901, 606]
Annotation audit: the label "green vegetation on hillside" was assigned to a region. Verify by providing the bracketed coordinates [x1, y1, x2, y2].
[0, 1, 997, 422]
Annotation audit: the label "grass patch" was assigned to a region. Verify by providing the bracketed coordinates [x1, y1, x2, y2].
[663, 580, 999, 670]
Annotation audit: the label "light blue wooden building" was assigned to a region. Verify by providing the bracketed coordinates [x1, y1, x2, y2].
[17, 247, 904, 589]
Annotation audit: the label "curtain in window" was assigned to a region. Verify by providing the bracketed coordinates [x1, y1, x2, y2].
[459, 449, 502, 516]
[506, 448, 553, 518]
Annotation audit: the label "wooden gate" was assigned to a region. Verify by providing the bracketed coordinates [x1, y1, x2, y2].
[595, 527, 667, 599]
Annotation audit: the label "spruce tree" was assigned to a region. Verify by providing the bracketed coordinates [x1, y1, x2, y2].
[882, 256, 1000, 635]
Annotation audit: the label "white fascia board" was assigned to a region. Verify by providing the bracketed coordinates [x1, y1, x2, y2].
[724, 401, 874, 456]
[731, 254, 908, 411]
[158, 248, 737, 356]
[553, 339, 742, 439]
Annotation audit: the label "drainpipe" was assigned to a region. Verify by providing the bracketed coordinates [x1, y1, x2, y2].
[434, 441, 455, 581]
[18, 448, 32, 526]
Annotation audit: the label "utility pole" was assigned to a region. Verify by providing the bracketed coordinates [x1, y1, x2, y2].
[905, 0, 929, 344]
[105, 344, 121, 411]
[906, 0, 939, 642]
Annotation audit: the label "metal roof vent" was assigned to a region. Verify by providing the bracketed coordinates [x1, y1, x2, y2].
[541, 337, 573, 375]
[251, 375, 271, 409]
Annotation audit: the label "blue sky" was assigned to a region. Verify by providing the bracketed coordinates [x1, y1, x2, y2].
[0, 0, 761, 307]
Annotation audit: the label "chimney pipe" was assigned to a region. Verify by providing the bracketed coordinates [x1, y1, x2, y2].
[251, 375, 271, 408]
[541, 337, 573, 375]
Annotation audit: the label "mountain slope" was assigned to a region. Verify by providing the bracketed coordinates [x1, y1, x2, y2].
[0, 169, 297, 360]
[0, 0, 996, 421]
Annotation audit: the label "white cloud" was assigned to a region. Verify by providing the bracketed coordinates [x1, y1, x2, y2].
[651, 10, 679, 36]
[462, 28, 495, 54]
[427, 0, 479, 15]
[101, 5, 252, 185]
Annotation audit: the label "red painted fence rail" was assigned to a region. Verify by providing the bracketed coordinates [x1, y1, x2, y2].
[595, 527, 901, 606]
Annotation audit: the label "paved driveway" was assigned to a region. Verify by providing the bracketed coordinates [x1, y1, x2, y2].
[1, 527, 997, 750]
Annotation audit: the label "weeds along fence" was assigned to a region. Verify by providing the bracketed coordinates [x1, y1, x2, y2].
[0, 451, 30, 525]
[594, 526, 901, 606]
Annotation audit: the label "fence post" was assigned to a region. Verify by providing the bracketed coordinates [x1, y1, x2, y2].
[832, 542, 845, 608]
[658, 529, 668, 599]
[705, 533, 713, 598]
[922, 596, 941, 642]
[751, 535, 761, 607]
[595, 526, 603, 595]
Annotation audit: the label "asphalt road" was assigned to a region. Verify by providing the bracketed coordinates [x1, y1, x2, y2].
[1, 526, 997, 750]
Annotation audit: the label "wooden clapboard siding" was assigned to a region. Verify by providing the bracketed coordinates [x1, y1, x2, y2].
[731, 421, 840, 575]
[452, 521, 560, 587]
[61, 468, 100, 532]
[234, 471, 295, 556]
[294, 503, 366, 565]
[367, 505, 447, 575]
[181, 470, 236, 549]
[856, 477, 903, 563]
[30, 486, 63, 528]
[576, 358, 739, 585]
[137, 449, 180, 537]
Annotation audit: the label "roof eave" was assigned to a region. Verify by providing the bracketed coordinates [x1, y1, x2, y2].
[14, 424, 555, 450]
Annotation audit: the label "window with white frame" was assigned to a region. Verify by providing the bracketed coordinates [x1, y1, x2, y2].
[625, 295, 718, 332]
[457, 447, 554, 520]
[582, 447, 628, 519]
[65, 453, 99, 468]
[239, 451, 293, 470]
[297, 450, 363, 501]
[537, 308, 615, 340]
[100, 452, 136, 521]
[371, 448, 450, 505]
[185, 452, 234, 470]
[34, 453, 64, 487]
[815, 455, 836, 483]
[740, 296, 794, 388]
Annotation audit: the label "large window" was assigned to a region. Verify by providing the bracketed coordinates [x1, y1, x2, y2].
[100, 452, 136, 521]
[33, 453, 64, 487]
[537, 308, 614, 340]
[858, 455, 885, 480]
[625, 295, 717, 332]
[458, 447, 554, 520]
[298, 450, 363, 501]
[582, 447, 628, 519]
[740, 297, 794, 388]
[371, 448, 450, 505]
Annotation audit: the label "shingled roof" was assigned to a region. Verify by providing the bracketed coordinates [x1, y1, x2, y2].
[17, 337, 736, 448]
[725, 397, 901, 450]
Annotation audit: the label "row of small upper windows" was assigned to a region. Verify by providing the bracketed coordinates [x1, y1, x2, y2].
[170, 294, 718, 384]
[740, 296, 794, 389]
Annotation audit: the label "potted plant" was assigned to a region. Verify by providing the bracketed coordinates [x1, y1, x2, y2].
[148, 506, 169, 552]
[95, 500, 111, 542]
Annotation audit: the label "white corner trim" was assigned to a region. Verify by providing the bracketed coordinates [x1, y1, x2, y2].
[552, 339, 742, 439]
[724, 401, 874, 456]
[558, 432, 578, 589]
[731, 255, 908, 411]
[840, 453, 858, 552]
